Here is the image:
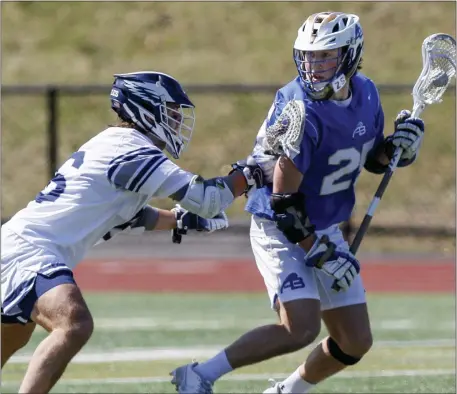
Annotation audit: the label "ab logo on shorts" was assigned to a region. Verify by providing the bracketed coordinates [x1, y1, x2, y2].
[280, 273, 305, 293]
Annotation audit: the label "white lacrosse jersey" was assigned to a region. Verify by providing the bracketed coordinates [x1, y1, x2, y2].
[2, 127, 193, 271]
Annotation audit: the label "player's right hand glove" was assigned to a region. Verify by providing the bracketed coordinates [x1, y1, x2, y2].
[386, 109, 425, 162]
[171, 204, 229, 244]
[304, 236, 361, 292]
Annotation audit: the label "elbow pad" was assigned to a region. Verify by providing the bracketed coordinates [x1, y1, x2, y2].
[270, 192, 315, 244]
[178, 175, 235, 219]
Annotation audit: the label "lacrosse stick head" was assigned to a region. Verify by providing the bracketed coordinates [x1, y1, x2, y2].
[263, 100, 306, 158]
[412, 33, 456, 116]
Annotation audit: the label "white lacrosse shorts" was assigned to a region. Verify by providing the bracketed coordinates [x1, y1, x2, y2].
[1, 226, 74, 322]
[250, 215, 366, 311]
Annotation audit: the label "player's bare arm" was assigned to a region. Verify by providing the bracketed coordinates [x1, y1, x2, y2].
[271, 155, 316, 252]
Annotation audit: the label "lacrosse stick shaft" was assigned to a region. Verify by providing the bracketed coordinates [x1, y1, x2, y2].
[350, 106, 424, 255]
[350, 147, 402, 254]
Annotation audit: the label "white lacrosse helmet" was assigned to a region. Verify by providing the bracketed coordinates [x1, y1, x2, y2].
[293, 12, 364, 100]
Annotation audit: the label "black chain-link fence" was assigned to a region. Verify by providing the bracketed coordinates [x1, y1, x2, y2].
[2, 84, 455, 244]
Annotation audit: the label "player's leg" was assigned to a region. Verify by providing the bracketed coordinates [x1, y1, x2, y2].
[268, 303, 371, 394]
[171, 216, 322, 393]
[16, 271, 94, 393]
[205, 216, 322, 365]
[298, 229, 372, 385]
[1, 228, 38, 367]
[1, 318, 36, 367]
[300, 301, 372, 385]
[265, 226, 370, 393]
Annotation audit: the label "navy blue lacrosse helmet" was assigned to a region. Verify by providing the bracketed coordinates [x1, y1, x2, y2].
[110, 71, 195, 159]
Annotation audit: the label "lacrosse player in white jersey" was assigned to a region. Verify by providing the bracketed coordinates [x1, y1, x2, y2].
[171, 12, 426, 394]
[1, 71, 266, 393]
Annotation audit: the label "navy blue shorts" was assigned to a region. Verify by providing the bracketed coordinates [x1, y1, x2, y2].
[1, 270, 76, 325]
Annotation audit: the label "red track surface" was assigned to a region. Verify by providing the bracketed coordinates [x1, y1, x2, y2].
[74, 258, 455, 293]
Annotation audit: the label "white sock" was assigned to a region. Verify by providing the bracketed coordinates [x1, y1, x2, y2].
[280, 367, 315, 393]
[193, 350, 233, 383]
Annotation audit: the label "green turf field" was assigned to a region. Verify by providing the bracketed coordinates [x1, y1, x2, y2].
[2, 293, 455, 393]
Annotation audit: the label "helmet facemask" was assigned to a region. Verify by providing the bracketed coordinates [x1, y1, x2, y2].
[294, 47, 347, 100]
[159, 102, 195, 159]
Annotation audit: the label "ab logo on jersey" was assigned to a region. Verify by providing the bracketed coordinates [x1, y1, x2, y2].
[352, 121, 366, 138]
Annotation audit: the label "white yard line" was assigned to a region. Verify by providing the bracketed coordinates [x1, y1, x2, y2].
[2, 369, 455, 387]
[30, 317, 451, 332]
[9, 339, 455, 364]
[92, 317, 274, 330]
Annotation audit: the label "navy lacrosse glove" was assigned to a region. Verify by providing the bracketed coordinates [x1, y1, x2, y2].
[171, 204, 229, 244]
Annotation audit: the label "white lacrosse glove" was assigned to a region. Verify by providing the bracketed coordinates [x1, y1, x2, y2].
[304, 236, 361, 292]
[171, 204, 229, 244]
[230, 154, 267, 193]
[249, 145, 277, 184]
[387, 109, 425, 161]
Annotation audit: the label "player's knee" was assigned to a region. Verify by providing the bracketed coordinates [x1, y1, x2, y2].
[345, 331, 373, 357]
[292, 327, 320, 351]
[340, 327, 373, 358]
[327, 333, 372, 365]
[39, 295, 94, 345]
[284, 321, 321, 350]
[280, 299, 321, 350]
[62, 310, 94, 346]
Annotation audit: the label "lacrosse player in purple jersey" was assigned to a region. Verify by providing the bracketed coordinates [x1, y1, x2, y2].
[1, 71, 266, 393]
[171, 12, 425, 394]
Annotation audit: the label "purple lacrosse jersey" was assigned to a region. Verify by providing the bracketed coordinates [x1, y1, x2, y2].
[246, 73, 385, 230]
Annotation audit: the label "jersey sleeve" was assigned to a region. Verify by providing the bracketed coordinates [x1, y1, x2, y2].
[371, 87, 386, 151]
[106, 145, 192, 197]
[266, 90, 287, 128]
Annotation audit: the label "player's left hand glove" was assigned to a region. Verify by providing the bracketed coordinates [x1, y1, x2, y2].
[171, 204, 229, 244]
[304, 236, 360, 292]
[230, 155, 266, 194]
[386, 109, 425, 162]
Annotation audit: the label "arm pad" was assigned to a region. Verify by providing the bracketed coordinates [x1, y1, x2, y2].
[173, 175, 235, 219]
[270, 192, 315, 244]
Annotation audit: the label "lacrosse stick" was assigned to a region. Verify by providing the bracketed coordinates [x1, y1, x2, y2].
[262, 100, 306, 158]
[350, 33, 456, 254]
